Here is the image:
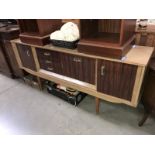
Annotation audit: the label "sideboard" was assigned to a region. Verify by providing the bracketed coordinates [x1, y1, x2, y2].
[11, 39, 154, 113]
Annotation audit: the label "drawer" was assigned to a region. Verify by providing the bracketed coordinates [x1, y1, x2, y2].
[36, 48, 52, 61]
[39, 59, 53, 70]
[16, 44, 37, 71]
[36, 48, 62, 74]
[60, 53, 96, 84]
[42, 64, 54, 72]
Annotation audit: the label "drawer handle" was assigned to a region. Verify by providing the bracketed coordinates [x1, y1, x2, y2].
[26, 50, 30, 57]
[101, 66, 105, 76]
[73, 57, 82, 62]
[45, 60, 52, 63]
[47, 67, 53, 71]
[44, 52, 50, 56]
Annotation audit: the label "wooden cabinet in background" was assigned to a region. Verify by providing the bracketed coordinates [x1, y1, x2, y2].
[0, 43, 10, 76]
[0, 24, 24, 78]
[97, 60, 138, 100]
[139, 58, 155, 126]
[3, 40, 24, 77]
[16, 44, 36, 71]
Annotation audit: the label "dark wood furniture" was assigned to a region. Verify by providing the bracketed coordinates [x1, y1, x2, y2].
[0, 24, 24, 78]
[135, 29, 155, 58]
[139, 58, 155, 126]
[11, 38, 154, 113]
[36, 48, 62, 74]
[16, 44, 37, 71]
[0, 45, 10, 76]
[97, 60, 137, 100]
[60, 53, 95, 84]
[78, 19, 136, 59]
[37, 48, 95, 84]
[18, 20, 62, 46]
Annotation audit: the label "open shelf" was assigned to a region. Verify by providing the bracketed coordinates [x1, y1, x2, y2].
[80, 19, 122, 42]
[78, 19, 136, 59]
[18, 20, 62, 46]
[18, 20, 39, 33]
[81, 32, 120, 46]
[39, 69, 96, 90]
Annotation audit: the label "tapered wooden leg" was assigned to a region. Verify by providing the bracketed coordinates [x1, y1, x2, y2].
[138, 111, 150, 127]
[37, 77, 43, 90]
[95, 97, 100, 114]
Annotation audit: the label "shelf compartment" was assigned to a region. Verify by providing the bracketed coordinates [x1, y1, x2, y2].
[78, 19, 136, 59]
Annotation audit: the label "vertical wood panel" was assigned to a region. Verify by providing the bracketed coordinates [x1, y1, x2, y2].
[98, 19, 121, 33]
[16, 44, 37, 71]
[61, 53, 95, 84]
[97, 59, 137, 100]
[3, 41, 24, 77]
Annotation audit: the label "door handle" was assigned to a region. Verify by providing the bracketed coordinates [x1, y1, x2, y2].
[26, 50, 30, 57]
[44, 52, 50, 56]
[73, 57, 82, 62]
[101, 66, 105, 76]
[45, 60, 52, 63]
[47, 67, 53, 71]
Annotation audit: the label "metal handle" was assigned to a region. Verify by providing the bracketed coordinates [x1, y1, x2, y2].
[73, 57, 82, 62]
[45, 60, 52, 63]
[44, 52, 50, 56]
[101, 66, 105, 76]
[26, 50, 30, 57]
[47, 67, 53, 71]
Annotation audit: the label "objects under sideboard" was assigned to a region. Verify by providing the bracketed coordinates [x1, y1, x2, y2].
[0, 21, 24, 78]
[11, 38, 153, 113]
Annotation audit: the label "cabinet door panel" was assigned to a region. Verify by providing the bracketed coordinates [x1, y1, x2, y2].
[0, 44, 11, 75]
[16, 44, 36, 71]
[97, 60, 137, 100]
[3, 40, 24, 77]
[61, 54, 95, 84]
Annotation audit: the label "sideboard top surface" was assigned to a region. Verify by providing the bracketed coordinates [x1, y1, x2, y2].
[11, 39, 154, 67]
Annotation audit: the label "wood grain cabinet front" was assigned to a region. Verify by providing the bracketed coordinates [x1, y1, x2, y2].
[36, 49, 96, 85]
[0, 44, 11, 75]
[36, 48, 62, 74]
[16, 44, 37, 71]
[97, 59, 138, 100]
[61, 53, 96, 85]
[3, 40, 24, 77]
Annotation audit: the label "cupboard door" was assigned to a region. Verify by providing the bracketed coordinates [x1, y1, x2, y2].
[0, 44, 11, 75]
[36, 48, 62, 74]
[3, 40, 24, 77]
[16, 44, 36, 71]
[97, 59, 137, 100]
[61, 53, 95, 84]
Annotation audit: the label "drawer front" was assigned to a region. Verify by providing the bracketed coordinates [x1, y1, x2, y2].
[37, 49, 52, 60]
[61, 53, 95, 84]
[36, 48, 62, 74]
[16, 44, 36, 71]
[39, 59, 54, 71]
[97, 59, 138, 101]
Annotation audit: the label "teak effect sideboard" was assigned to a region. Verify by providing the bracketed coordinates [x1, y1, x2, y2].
[11, 39, 154, 113]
